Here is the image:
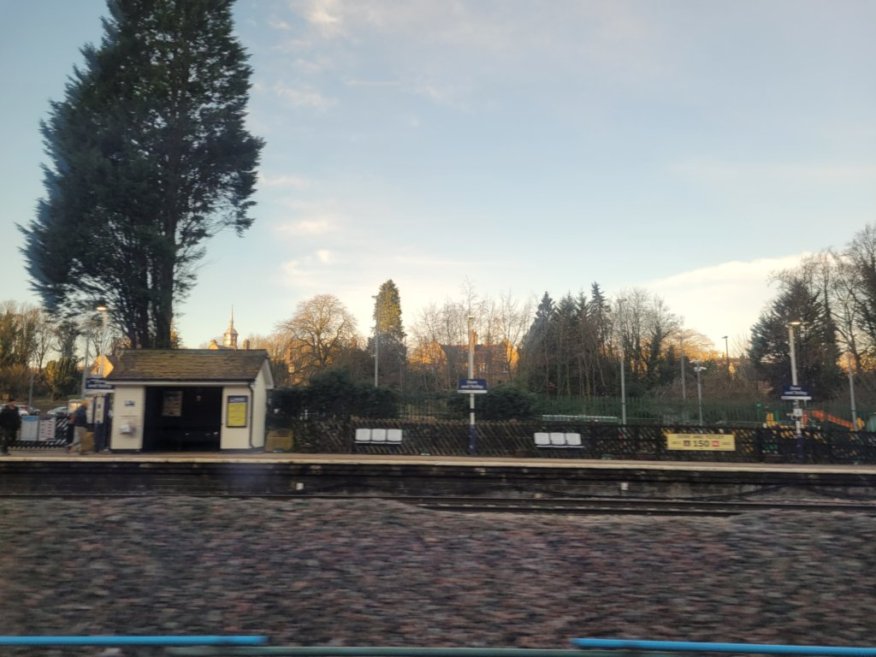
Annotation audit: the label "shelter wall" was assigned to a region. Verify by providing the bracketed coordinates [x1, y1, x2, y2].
[111, 386, 145, 450]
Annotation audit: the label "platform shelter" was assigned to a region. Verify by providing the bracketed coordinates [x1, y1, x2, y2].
[106, 349, 273, 452]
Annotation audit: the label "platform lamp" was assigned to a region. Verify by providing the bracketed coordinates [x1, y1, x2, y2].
[692, 360, 706, 426]
[467, 314, 477, 454]
[80, 299, 109, 398]
[372, 295, 379, 387]
[617, 299, 627, 426]
[787, 320, 803, 460]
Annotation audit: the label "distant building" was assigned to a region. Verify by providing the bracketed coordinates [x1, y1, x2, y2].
[208, 309, 241, 350]
[223, 309, 239, 349]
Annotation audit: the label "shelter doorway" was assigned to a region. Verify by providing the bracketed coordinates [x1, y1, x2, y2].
[142, 386, 222, 451]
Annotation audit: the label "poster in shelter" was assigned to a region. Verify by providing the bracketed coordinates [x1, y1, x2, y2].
[226, 395, 248, 428]
[162, 390, 182, 417]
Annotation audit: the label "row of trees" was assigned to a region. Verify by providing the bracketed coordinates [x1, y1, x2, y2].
[245, 222, 876, 415]
[0, 302, 105, 401]
[748, 224, 876, 402]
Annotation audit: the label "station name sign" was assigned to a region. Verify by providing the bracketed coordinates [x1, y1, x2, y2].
[85, 376, 113, 391]
[457, 378, 488, 394]
[781, 385, 811, 401]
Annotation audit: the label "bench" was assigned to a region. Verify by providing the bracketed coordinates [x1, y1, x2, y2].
[534, 432, 582, 448]
[355, 428, 403, 445]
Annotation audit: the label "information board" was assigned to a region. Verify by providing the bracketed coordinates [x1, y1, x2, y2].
[226, 395, 248, 428]
[162, 390, 182, 417]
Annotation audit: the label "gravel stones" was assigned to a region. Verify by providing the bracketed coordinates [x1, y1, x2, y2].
[0, 498, 874, 650]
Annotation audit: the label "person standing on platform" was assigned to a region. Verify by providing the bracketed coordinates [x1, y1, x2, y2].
[0, 397, 21, 455]
[71, 400, 89, 454]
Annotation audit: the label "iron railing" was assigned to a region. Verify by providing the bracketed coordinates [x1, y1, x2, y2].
[277, 418, 876, 464]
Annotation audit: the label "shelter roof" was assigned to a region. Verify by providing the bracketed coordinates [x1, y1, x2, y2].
[106, 349, 270, 382]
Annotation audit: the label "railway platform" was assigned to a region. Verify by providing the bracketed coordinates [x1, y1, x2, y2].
[2, 449, 876, 503]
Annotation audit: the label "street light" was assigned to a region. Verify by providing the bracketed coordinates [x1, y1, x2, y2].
[467, 315, 476, 454]
[692, 360, 706, 426]
[787, 320, 803, 460]
[617, 300, 627, 426]
[679, 331, 687, 422]
[372, 295, 380, 387]
[848, 353, 857, 430]
[722, 335, 729, 373]
[80, 300, 109, 398]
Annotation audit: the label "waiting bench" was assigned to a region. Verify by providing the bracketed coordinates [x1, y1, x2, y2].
[355, 428, 403, 445]
[534, 432, 582, 448]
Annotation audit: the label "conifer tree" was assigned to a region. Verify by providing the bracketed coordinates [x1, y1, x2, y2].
[749, 277, 843, 399]
[20, 0, 263, 348]
[371, 280, 407, 388]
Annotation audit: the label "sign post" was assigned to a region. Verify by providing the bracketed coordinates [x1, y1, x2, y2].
[458, 377, 487, 454]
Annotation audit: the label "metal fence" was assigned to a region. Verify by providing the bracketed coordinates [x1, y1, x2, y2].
[9, 416, 69, 450]
[278, 417, 876, 464]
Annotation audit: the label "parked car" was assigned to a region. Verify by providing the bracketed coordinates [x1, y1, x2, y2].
[14, 403, 39, 417]
[47, 405, 70, 419]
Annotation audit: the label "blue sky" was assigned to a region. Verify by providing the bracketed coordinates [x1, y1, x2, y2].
[2, 0, 875, 355]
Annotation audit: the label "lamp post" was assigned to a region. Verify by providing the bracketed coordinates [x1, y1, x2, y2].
[467, 315, 476, 454]
[848, 353, 857, 430]
[617, 299, 627, 426]
[80, 300, 109, 398]
[692, 360, 706, 426]
[722, 335, 729, 373]
[679, 332, 686, 422]
[787, 320, 803, 460]
[372, 295, 380, 387]
[80, 331, 91, 399]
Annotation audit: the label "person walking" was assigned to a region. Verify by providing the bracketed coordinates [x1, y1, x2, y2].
[0, 397, 21, 455]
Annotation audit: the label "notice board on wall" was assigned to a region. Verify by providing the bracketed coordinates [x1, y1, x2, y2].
[226, 395, 248, 428]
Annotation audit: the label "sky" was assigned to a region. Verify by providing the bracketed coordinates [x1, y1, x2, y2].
[2, 0, 876, 356]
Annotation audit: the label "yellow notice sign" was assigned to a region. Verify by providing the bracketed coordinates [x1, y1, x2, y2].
[226, 395, 249, 428]
[665, 433, 736, 451]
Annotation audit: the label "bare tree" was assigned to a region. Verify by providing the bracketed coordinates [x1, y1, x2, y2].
[277, 295, 358, 385]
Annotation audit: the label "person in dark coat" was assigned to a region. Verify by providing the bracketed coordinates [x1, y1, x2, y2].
[70, 400, 89, 453]
[0, 397, 22, 455]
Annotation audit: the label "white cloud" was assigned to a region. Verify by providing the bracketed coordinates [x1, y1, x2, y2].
[276, 218, 336, 236]
[272, 82, 336, 109]
[316, 249, 332, 263]
[641, 254, 809, 353]
[259, 173, 311, 190]
[672, 159, 876, 186]
[304, 0, 344, 36]
[280, 260, 320, 289]
[268, 18, 293, 31]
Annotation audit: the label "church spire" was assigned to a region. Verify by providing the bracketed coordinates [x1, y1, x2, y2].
[223, 307, 239, 349]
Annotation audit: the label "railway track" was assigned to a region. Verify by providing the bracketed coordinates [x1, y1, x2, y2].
[6, 489, 876, 516]
[406, 495, 876, 516]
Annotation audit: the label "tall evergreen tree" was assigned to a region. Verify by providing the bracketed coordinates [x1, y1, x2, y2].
[20, 0, 263, 348]
[749, 277, 843, 399]
[371, 280, 407, 388]
[520, 292, 555, 394]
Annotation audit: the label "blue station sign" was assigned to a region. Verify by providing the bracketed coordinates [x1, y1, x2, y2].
[457, 378, 488, 394]
[85, 376, 114, 391]
[781, 384, 811, 401]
